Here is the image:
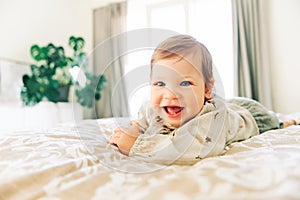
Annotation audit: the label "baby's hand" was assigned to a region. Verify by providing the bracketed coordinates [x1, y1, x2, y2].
[110, 121, 142, 155]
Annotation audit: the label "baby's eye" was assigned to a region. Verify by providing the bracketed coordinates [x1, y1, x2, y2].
[180, 81, 192, 86]
[153, 81, 166, 87]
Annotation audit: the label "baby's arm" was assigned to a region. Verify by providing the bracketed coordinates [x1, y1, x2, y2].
[110, 121, 142, 155]
[129, 112, 228, 165]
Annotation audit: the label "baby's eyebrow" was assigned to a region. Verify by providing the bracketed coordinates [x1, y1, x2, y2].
[182, 76, 194, 79]
[176, 75, 197, 80]
[150, 75, 166, 80]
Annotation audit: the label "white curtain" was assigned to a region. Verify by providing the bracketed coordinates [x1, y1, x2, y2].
[93, 2, 129, 118]
[232, 0, 273, 109]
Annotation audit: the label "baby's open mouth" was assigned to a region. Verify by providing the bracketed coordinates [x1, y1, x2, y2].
[163, 106, 184, 116]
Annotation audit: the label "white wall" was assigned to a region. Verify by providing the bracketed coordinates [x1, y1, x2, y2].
[0, 0, 93, 63]
[268, 0, 300, 113]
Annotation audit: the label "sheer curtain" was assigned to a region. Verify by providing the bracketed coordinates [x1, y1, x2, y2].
[232, 0, 273, 109]
[93, 2, 129, 118]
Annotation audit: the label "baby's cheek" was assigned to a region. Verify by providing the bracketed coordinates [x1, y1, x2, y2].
[150, 95, 160, 106]
[150, 99, 158, 106]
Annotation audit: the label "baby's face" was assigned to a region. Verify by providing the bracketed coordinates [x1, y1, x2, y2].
[150, 58, 210, 127]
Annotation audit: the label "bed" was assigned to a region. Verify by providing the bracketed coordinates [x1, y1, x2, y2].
[0, 117, 299, 200]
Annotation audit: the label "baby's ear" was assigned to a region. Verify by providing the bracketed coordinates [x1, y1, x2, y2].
[205, 79, 214, 99]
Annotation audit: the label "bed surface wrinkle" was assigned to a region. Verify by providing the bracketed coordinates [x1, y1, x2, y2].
[0, 118, 299, 200]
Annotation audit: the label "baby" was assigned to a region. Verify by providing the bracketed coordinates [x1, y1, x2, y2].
[110, 35, 297, 165]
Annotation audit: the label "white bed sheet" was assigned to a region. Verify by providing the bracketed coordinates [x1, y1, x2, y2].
[0, 118, 299, 200]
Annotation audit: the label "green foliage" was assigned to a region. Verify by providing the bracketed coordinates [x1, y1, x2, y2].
[75, 74, 107, 108]
[21, 36, 106, 108]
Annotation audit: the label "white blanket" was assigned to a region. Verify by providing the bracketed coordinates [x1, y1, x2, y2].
[0, 118, 299, 200]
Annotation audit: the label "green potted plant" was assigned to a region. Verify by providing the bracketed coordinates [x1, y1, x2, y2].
[20, 36, 106, 108]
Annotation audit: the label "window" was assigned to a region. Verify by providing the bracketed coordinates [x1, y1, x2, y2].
[147, 1, 188, 33]
[126, 0, 233, 117]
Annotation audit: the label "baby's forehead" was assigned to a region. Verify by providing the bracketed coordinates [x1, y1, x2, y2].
[153, 55, 202, 70]
[151, 58, 203, 78]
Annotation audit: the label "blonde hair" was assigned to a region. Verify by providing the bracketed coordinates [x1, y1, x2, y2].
[151, 35, 214, 96]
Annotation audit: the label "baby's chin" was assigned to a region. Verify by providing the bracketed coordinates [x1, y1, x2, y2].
[164, 114, 198, 128]
[164, 118, 184, 128]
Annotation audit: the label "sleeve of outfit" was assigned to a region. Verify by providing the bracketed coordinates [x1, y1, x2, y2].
[129, 98, 259, 165]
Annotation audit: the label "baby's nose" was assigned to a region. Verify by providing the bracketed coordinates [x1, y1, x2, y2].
[164, 87, 181, 100]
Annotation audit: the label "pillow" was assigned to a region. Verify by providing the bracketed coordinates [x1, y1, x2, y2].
[0, 59, 31, 102]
